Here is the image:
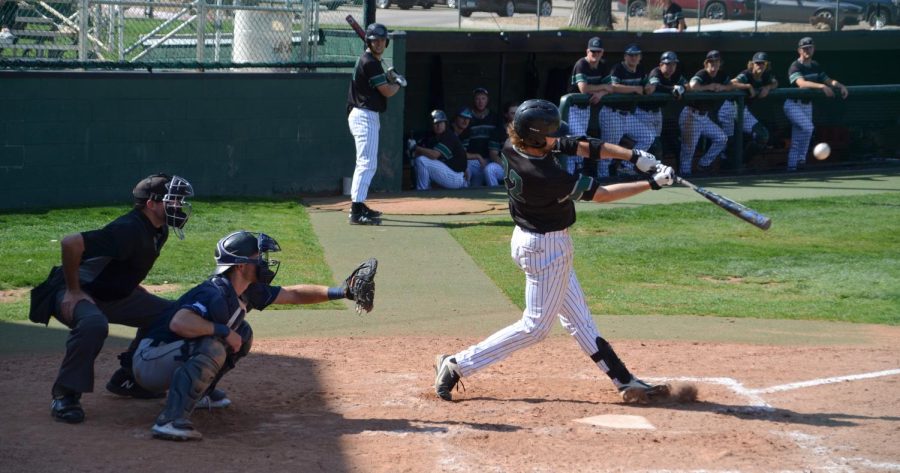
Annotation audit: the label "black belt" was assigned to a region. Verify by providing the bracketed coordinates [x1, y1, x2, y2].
[687, 107, 709, 116]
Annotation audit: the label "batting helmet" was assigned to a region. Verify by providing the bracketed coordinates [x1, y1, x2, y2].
[431, 110, 448, 123]
[214, 231, 281, 285]
[365, 23, 389, 47]
[513, 99, 566, 148]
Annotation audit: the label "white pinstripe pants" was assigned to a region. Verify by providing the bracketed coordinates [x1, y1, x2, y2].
[679, 107, 727, 175]
[348, 107, 380, 203]
[564, 106, 592, 175]
[454, 227, 603, 377]
[600, 107, 655, 177]
[414, 156, 467, 190]
[718, 100, 759, 137]
[783, 99, 814, 170]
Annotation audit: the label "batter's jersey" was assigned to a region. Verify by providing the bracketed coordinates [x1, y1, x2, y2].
[69, 209, 168, 301]
[689, 68, 730, 112]
[663, 2, 684, 28]
[734, 68, 776, 104]
[569, 58, 611, 94]
[423, 130, 468, 173]
[467, 111, 499, 159]
[501, 138, 596, 233]
[609, 63, 647, 112]
[347, 51, 388, 113]
[788, 60, 829, 87]
[642, 66, 685, 111]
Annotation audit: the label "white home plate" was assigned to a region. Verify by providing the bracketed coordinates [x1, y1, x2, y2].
[574, 415, 656, 430]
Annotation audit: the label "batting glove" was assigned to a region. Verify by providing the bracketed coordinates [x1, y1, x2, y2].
[630, 149, 661, 173]
[648, 164, 675, 190]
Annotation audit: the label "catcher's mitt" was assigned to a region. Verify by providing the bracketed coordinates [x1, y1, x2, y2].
[344, 258, 377, 314]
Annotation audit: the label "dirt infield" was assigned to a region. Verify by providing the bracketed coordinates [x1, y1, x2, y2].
[2, 332, 898, 472]
[304, 195, 508, 216]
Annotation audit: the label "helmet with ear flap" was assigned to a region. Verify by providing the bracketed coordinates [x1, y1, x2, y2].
[365, 23, 389, 48]
[513, 99, 567, 148]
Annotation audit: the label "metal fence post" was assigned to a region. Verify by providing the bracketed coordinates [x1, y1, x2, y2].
[733, 95, 744, 170]
[196, 0, 207, 64]
[79, 0, 89, 60]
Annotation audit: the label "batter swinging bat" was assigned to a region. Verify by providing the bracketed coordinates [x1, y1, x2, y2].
[676, 177, 772, 231]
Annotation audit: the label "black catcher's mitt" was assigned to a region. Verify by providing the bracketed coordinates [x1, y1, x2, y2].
[344, 258, 377, 314]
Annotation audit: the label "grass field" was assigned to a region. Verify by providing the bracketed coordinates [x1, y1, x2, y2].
[448, 192, 900, 325]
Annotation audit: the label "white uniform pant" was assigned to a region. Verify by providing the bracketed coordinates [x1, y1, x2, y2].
[718, 100, 758, 137]
[600, 107, 655, 177]
[453, 227, 603, 377]
[564, 106, 593, 175]
[414, 156, 467, 190]
[783, 99, 814, 170]
[635, 108, 663, 137]
[679, 107, 727, 176]
[348, 107, 380, 203]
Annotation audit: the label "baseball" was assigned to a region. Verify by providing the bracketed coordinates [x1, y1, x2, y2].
[813, 142, 831, 160]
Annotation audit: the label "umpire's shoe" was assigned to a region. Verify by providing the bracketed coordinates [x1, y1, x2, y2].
[106, 367, 165, 399]
[152, 419, 203, 441]
[50, 393, 85, 424]
[434, 354, 461, 401]
[618, 377, 671, 404]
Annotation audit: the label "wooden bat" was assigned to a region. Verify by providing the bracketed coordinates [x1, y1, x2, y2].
[345, 15, 367, 42]
[676, 177, 772, 231]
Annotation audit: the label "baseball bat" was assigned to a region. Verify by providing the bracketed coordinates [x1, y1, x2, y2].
[676, 177, 772, 231]
[345, 15, 367, 42]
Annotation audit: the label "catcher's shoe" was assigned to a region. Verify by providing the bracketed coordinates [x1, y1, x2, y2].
[196, 388, 231, 409]
[361, 204, 383, 218]
[349, 213, 381, 226]
[618, 377, 670, 404]
[106, 368, 165, 399]
[152, 419, 203, 441]
[50, 393, 85, 424]
[434, 354, 461, 401]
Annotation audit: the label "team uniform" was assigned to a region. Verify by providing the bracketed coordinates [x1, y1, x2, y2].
[465, 110, 504, 186]
[347, 50, 389, 210]
[662, 2, 684, 28]
[567, 57, 610, 174]
[785, 60, 829, 170]
[679, 68, 729, 175]
[733, 67, 775, 144]
[640, 66, 685, 143]
[414, 129, 469, 190]
[602, 62, 654, 176]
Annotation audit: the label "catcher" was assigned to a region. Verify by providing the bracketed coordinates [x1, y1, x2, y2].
[131, 230, 377, 441]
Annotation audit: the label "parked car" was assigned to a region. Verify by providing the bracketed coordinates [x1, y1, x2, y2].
[459, 0, 552, 17]
[752, 0, 862, 29]
[619, 0, 753, 20]
[838, 0, 900, 25]
[321, 0, 349, 9]
[376, 0, 435, 8]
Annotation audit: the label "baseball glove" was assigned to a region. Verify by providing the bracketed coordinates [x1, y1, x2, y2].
[344, 258, 378, 314]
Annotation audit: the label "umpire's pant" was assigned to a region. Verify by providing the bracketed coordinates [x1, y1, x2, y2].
[52, 287, 172, 394]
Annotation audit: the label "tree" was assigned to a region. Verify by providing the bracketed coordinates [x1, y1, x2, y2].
[568, 0, 614, 29]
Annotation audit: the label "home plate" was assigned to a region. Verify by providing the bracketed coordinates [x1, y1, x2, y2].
[574, 414, 656, 430]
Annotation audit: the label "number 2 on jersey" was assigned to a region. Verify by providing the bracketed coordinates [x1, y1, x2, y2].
[501, 155, 524, 203]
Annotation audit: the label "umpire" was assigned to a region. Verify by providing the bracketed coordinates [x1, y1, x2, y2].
[29, 173, 194, 423]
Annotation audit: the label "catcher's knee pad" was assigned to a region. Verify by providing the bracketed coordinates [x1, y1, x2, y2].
[590, 337, 631, 385]
[751, 123, 770, 146]
[157, 337, 226, 424]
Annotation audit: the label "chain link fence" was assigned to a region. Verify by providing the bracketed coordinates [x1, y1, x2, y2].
[0, 0, 364, 68]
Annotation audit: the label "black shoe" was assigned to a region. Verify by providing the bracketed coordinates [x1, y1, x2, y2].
[349, 213, 381, 226]
[51, 394, 85, 424]
[434, 354, 461, 401]
[106, 368, 165, 399]
[361, 204, 382, 218]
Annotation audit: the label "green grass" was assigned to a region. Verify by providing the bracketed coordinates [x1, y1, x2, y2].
[446, 193, 900, 325]
[0, 199, 338, 321]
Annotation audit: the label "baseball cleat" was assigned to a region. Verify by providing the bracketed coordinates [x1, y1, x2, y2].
[361, 204, 383, 218]
[152, 419, 203, 441]
[618, 377, 670, 404]
[196, 388, 231, 409]
[434, 354, 461, 401]
[106, 368, 165, 399]
[50, 394, 85, 424]
[349, 213, 381, 226]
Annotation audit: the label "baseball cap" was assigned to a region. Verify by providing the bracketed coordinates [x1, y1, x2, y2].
[587, 37, 603, 52]
[705, 50, 722, 61]
[472, 87, 489, 96]
[133, 173, 170, 204]
[660, 51, 679, 64]
[752, 51, 769, 63]
[798, 37, 814, 48]
[456, 107, 474, 119]
[624, 43, 641, 55]
[431, 109, 448, 123]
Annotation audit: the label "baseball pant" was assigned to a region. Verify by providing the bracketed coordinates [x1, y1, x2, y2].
[635, 108, 663, 137]
[483, 162, 505, 186]
[718, 100, 758, 137]
[452, 227, 605, 378]
[466, 160, 486, 187]
[783, 99, 814, 170]
[600, 107, 655, 177]
[564, 106, 593, 175]
[679, 107, 727, 176]
[51, 287, 172, 394]
[414, 156, 467, 190]
[348, 107, 380, 203]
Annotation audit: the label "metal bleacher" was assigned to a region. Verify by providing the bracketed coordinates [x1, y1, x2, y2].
[2, 1, 79, 59]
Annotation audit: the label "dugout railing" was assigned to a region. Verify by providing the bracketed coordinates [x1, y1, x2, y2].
[559, 84, 900, 176]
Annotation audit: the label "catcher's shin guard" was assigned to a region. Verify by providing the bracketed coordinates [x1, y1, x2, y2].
[156, 337, 226, 426]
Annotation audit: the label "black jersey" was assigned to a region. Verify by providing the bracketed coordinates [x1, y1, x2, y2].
[489, 122, 510, 156]
[77, 209, 167, 301]
[569, 57, 611, 94]
[347, 51, 389, 113]
[788, 60, 829, 86]
[735, 68, 776, 104]
[689, 68, 730, 112]
[663, 2, 684, 28]
[642, 66, 685, 111]
[466, 110, 499, 159]
[423, 130, 468, 173]
[609, 62, 647, 112]
[501, 138, 595, 233]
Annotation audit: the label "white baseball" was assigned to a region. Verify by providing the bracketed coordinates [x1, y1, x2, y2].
[813, 142, 831, 160]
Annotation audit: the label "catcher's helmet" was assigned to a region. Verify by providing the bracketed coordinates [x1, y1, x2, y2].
[513, 99, 567, 148]
[365, 23, 389, 47]
[214, 231, 281, 284]
[431, 109, 448, 123]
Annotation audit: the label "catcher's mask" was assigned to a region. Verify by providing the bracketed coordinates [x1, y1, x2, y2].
[133, 173, 194, 240]
[214, 231, 281, 285]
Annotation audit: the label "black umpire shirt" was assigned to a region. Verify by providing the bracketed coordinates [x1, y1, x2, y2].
[77, 209, 167, 301]
[347, 51, 389, 113]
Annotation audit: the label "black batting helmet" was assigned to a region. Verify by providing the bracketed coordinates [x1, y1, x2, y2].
[431, 110, 448, 123]
[513, 99, 566, 148]
[365, 23, 389, 47]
